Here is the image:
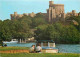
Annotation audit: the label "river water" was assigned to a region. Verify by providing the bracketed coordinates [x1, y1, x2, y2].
[6, 43, 80, 53]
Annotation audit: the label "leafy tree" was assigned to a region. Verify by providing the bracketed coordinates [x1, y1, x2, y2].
[32, 13, 47, 28]
[0, 19, 12, 41]
[11, 19, 31, 40]
[19, 16, 32, 27]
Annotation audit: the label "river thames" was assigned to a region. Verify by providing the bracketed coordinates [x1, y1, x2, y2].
[6, 43, 80, 53]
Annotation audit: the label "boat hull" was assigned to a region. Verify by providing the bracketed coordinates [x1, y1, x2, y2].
[42, 49, 58, 53]
[3, 41, 18, 44]
[42, 47, 58, 53]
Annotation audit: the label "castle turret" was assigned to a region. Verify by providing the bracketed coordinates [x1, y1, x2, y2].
[49, 1, 54, 6]
[47, 7, 56, 23]
[49, 1, 54, 7]
[28, 12, 36, 17]
[14, 12, 17, 16]
[10, 14, 14, 20]
[47, 0, 65, 23]
[23, 13, 28, 16]
[72, 10, 76, 13]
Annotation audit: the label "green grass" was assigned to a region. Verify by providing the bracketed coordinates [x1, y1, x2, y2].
[0, 47, 29, 51]
[0, 53, 79, 57]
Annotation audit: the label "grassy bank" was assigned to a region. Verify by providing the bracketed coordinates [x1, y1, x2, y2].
[0, 47, 29, 51]
[0, 53, 79, 57]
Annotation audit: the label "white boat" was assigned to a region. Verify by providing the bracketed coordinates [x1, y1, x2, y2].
[36, 40, 58, 53]
[3, 39, 18, 44]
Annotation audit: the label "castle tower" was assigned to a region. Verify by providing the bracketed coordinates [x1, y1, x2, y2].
[47, 0, 65, 23]
[10, 14, 14, 20]
[14, 12, 18, 19]
[47, 7, 56, 22]
[72, 10, 76, 13]
[29, 12, 36, 17]
[14, 12, 17, 16]
[49, 1, 54, 7]
[72, 10, 76, 16]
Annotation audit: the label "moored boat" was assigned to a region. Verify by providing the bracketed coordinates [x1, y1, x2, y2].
[36, 40, 58, 53]
[3, 39, 18, 44]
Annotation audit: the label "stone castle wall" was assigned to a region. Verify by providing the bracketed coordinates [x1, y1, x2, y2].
[11, 12, 36, 20]
[10, 1, 79, 23]
[66, 10, 79, 17]
[47, 1, 65, 23]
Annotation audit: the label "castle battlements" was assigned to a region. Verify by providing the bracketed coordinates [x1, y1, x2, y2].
[53, 4, 64, 6]
[10, 1, 79, 23]
[11, 12, 36, 20]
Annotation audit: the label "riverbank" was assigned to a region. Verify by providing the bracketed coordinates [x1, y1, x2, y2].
[0, 47, 29, 51]
[0, 47, 29, 53]
[0, 47, 79, 57]
[0, 53, 79, 57]
[0, 50, 29, 53]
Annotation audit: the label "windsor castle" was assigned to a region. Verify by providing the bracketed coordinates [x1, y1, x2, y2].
[10, 1, 80, 23]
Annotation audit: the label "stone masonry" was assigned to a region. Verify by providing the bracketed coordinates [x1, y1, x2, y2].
[10, 1, 79, 23]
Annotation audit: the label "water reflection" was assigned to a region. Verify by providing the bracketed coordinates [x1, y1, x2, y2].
[56, 44, 80, 53]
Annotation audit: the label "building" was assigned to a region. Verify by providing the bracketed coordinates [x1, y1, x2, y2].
[10, 12, 36, 20]
[10, 1, 79, 23]
[66, 10, 78, 17]
[28, 12, 36, 17]
[47, 1, 65, 23]
[10, 12, 23, 20]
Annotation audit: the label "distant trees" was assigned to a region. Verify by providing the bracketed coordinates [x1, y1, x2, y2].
[66, 16, 80, 32]
[31, 13, 47, 28]
[11, 20, 31, 40]
[0, 13, 47, 41]
[35, 22, 80, 44]
[0, 19, 12, 41]
[0, 19, 31, 41]
[0, 14, 80, 44]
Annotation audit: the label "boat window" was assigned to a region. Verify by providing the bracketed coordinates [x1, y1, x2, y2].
[49, 43, 53, 47]
[13, 40, 16, 41]
[37, 43, 41, 46]
[43, 42, 48, 47]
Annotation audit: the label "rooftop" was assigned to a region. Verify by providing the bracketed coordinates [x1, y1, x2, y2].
[37, 40, 54, 43]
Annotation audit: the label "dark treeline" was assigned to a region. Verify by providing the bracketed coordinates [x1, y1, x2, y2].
[0, 13, 80, 44]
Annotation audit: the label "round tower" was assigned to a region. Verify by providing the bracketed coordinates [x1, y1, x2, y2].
[49, 1, 54, 7]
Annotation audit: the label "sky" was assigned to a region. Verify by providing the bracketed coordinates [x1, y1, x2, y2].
[0, 0, 80, 20]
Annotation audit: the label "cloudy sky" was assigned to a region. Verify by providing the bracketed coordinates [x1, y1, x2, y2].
[0, 0, 80, 20]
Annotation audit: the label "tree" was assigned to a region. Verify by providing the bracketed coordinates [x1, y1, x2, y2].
[11, 19, 31, 40]
[32, 13, 47, 28]
[19, 16, 32, 27]
[0, 19, 12, 41]
[35, 24, 60, 42]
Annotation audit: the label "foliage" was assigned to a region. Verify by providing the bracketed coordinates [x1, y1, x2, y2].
[0, 14, 80, 44]
[35, 22, 80, 44]
[0, 19, 31, 41]
[66, 16, 80, 32]
[31, 13, 47, 28]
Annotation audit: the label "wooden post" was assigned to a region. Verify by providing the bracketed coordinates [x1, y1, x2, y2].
[41, 42, 43, 47]
[25, 39, 26, 43]
[22, 39, 24, 43]
[48, 42, 50, 47]
[20, 38, 21, 43]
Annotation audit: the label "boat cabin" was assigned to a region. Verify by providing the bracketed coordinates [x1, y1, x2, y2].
[36, 40, 55, 47]
[36, 40, 58, 53]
